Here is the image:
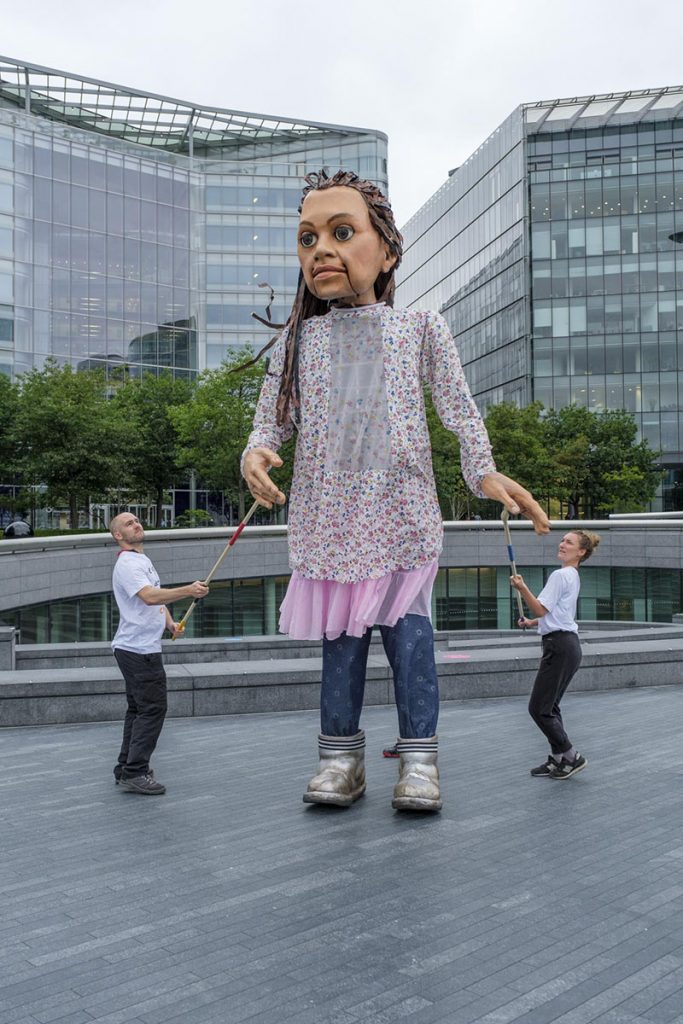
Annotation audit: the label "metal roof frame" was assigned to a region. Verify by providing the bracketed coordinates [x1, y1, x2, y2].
[524, 84, 683, 133]
[0, 55, 385, 153]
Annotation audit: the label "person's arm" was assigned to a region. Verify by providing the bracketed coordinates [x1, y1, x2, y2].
[518, 615, 539, 629]
[509, 574, 549, 618]
[163, 606, 181, 635]
[421, 313, 549, 534]
[137, 580, 209, 606]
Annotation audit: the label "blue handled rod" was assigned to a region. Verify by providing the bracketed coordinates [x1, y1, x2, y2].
[501, 509, 526, 626]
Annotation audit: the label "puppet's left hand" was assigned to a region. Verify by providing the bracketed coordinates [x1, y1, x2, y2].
[480, 472, 550, 534]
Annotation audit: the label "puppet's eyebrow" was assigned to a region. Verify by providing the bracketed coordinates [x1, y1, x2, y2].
[299, 213, 357, 228]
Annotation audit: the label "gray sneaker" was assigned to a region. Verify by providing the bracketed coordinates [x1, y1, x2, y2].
[549, 753, 587, 780]
[119, 773, 166, 795]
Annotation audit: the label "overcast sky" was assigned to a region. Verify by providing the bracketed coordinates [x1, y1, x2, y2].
[4, 0, 683, 225]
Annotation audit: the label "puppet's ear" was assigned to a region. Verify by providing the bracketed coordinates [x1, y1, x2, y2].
[382, 246, 398, 273]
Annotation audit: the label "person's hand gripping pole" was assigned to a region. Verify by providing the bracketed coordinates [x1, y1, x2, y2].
[501, 509, 527, 630]
[172, 499, 260, 639]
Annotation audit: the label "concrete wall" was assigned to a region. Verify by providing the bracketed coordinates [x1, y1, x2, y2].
[3, 629, 683, 727]
[1, 519, 682, 615]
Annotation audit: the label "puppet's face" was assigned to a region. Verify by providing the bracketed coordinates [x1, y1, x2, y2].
[297, 186, 395, 306]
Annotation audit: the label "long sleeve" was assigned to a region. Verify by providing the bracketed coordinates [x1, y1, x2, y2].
[420, 311, 496, 497]
[241, 329, 295, 473]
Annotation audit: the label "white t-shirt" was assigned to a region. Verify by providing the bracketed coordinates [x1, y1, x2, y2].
[536, 566, 580, 636]
[112, 550, 167, 654]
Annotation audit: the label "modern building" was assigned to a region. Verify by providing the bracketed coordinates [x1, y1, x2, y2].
[0, 55, 388, 379]
[398, 87, 683, 509]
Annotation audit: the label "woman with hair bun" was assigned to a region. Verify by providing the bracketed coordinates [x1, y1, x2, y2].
[511, 529, 601, 780]
[242, 170, 550, 812]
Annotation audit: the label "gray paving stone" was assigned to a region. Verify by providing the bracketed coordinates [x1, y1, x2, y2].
[2, 687, 683, 1023]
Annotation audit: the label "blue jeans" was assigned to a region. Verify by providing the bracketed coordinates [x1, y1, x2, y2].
[320, 614, 439, 738]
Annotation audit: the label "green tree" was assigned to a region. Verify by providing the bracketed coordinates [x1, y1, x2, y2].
[484, 401, 554, 508]
[111, 371, 193, 526]
[543, 406, 662, 516]
[426, 396, 662, 520]
[15, 360, 125, 527]
[172, 351, 294, 520]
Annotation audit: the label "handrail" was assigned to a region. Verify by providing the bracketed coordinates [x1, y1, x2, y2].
[608, 511, 683, 519]
[0, 516, 681, 556]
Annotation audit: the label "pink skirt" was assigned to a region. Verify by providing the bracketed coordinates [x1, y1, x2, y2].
[279, 560, 439, 641]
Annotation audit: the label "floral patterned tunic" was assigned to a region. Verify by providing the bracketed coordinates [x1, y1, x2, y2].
[243, 303, 496, 584]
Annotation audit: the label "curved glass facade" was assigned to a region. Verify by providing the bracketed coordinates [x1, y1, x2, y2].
[0, 112, 198, 378]
[0, 57, 388, 377]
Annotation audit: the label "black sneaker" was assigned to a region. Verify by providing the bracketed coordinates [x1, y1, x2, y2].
[383, 743, 399, 758]
[119, 773, 165, 795]
[530, 756, 557, 777]
[549, 753, 587, 780]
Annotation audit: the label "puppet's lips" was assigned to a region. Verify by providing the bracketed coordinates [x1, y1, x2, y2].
[313, 266, 345, 278]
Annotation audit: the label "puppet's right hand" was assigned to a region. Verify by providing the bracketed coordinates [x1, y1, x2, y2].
[243, 447, 286, 509]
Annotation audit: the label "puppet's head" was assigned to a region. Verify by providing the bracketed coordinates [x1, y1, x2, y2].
[297, 169, 403, 307]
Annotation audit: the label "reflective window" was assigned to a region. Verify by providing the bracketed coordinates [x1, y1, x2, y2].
[0, 105, 386, 377]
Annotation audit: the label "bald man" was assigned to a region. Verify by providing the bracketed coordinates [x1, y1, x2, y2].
[110, 512, 208, 795]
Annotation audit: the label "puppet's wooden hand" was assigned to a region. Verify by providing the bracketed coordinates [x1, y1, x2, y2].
[243, 447, 286, 510]
[480, 472, 550, 535]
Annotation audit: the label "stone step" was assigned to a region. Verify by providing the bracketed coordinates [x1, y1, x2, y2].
[3, 637, 683, 727]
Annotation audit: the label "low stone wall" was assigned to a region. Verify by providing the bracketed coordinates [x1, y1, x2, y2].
[2, 625, 683, 728]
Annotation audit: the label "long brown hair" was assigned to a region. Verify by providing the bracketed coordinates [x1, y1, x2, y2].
[237, 169, 403, 426]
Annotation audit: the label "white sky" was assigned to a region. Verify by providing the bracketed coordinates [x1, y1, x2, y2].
[4, 0, 683, 225]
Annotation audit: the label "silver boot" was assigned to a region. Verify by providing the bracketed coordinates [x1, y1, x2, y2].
[392, 737, 442, 812]
[303, 731, 366, 807]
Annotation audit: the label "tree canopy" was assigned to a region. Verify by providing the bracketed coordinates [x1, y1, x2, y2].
[13, 360, 126, 527]
[110, 370, 192, 525]
[0, 352, 666, 529]
[172, 353, 293, 520]
[433, 401, 663, 520]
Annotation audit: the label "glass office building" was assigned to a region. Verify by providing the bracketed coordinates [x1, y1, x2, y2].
[398, 87, 683, 507]
[0, 56, 387, 379]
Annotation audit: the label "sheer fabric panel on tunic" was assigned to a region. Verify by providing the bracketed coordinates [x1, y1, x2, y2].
[325, 307, 393, 473]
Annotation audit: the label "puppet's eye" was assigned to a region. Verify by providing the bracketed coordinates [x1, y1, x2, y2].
[299, 231, 316, 248]
[334, 225, 354, 241]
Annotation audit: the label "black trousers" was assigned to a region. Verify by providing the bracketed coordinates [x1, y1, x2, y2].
[114, 648, 168, 778]
[528, 631, 582, 755]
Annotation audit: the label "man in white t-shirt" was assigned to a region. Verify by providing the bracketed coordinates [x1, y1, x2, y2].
[110, 513, 209, 795]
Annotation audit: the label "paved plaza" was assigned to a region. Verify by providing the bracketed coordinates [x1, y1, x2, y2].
[3, 686, 683, 1024]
